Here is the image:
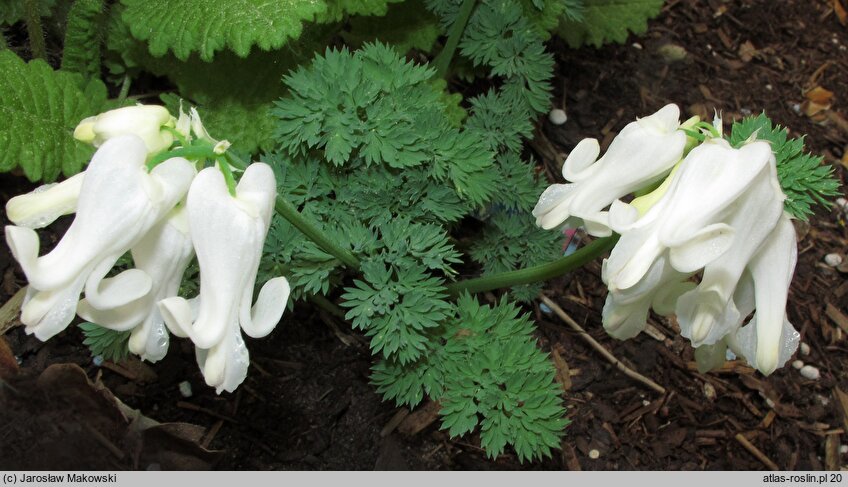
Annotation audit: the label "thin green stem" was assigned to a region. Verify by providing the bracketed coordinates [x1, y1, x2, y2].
[24, 0, 46, 60]
[117, 75, 132, 103]
[309, 294, 346, 319]
[446, 235, 619, 297]
[274, 195, 360, 269]
[432, 0, 477, 79]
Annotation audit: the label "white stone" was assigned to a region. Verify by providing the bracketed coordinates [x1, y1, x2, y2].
[800, 342, 811, 356]
[799, 365, 820, 380]
[703, 382, 717, 401]
[824, 253, 844, 267]
[549, 108, 568, 125]
[588, 449, 600, 459]
[178, 380, 193, 398]
[792, 360, 805, 370]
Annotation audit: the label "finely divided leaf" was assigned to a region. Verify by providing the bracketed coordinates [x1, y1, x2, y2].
[61, 0, 106, 80]
[557, 0, 664, 48]
[0, 51, 108, 181]
[120, 0, 328, 61]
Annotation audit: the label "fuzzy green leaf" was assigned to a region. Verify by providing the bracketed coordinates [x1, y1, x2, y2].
[61, 0, 105, 79]
[343, 0, 440, 54]
[0, 0, 55, 25]
[557, 0, 664, 48]
[0, 50, 109, 181]
[119, 0, 328, 61]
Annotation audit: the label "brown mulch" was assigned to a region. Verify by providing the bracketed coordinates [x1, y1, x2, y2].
[2, 0, 848, 471]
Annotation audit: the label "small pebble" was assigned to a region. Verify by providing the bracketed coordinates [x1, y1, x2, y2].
[765, 398, 776, 409]
[92, 355, 104, 367]
[765, 84, 773, 91]
[588, 449, 600, 459]
[178, 381, 193, 398]
[632, 42, 643, 50]
[800, 342, 811, 356]
[703, 382, 717, 401]
[725, 349, 737, 361]
[642, 399, 651, 407]
[539, 303, 552, 314]
[840, 445, 848, 455]
[792, 360, 805, 370]
[800, 365, 821, 380]
[548, 108, 568, 125]
[825, 253, 844, 267]
[817, 394, 830, 406]
[836, 197, 848, 211]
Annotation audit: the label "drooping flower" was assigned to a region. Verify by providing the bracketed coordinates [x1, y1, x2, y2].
[76, 206, 195, 362]
[5, 171, 85, 229]
[159, 163, 290, 393]
[5, 135, 195, 340]
[675, 152, 785, 347]
[532, 104, 687, 236]
[602, 139, 775, 293]
[74, 105, 176, 155]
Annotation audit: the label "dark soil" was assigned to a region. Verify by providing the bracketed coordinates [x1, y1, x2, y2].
[2, 0, 848, 471]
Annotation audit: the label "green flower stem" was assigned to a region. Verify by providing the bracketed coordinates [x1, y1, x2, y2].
[117, 75, 132, 103]
[309, 294, 346, 319]
[273, 195, 361, 269]
[432, 0, 477, 79]
[24, 0, 46, 60]
[445, 235, 619, 297]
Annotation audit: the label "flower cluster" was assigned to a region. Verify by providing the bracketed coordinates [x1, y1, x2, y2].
[5, 105, 289, 393]
[535, 104, 800, 375]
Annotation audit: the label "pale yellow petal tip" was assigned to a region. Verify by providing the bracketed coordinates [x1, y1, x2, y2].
[73, 118, 97, 144]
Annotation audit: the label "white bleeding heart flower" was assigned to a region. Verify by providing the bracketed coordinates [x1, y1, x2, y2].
[730, 213, 800, 375]
[5, 135, 195, 340]
[76, 205, 195, 363]
[532, 104, 686, 236]
[602, 254, 695, 340]
[602, 139, 775, 293]
[159, 163, 290, 394]
[74, 105, 176, 155]
[5, 171, 85, 229]
[675, 153, 785, 347]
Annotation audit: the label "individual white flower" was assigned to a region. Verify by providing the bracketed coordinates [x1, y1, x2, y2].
[159, 163, 290, 393]
[602, 254, 695, 339]
[602, 139, 775, 293]
[76, 206, 195, 362]
[5, 135, 195, 340]
[532, 104, 687, 236]
[74, 105, 176, 155]
[5, 172, 85, 229]
[675, 152, 785, 346]
[730, 213, 800, 375]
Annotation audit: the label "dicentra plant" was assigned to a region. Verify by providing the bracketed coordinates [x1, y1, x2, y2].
[0, 0, 838, 462]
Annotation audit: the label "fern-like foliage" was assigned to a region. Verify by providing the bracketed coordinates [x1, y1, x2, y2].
[61, 0, 105, 80]
[470, 212, 562, 302]
[0, 50, 109, 181]
[273, 43, 495, 208]
[557, 0, 664, 48]
[119, 0, 327, 61]
[728, 113, 841, 220]
[341, 259, 453, 364]
[79, 322, 131, 363]
[372, 295, 567, 462]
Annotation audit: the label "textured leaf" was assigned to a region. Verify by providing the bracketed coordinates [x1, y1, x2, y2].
[319, 0, 402, 22]
[0, 50, 108, 181]
[0, 0, 55, 25]
[61, 0, 106, 79]
[557, 0, 664, 48]
[120, 0, 328, 61]
[79, 322, 131, 362]
[343, 0, 440, 54]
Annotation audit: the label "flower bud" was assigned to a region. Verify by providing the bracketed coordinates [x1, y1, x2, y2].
[74, 105, 175, 155]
